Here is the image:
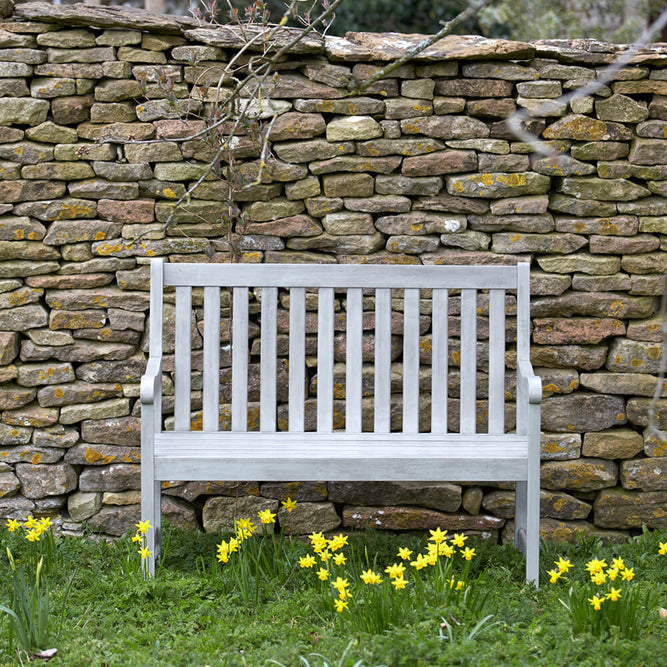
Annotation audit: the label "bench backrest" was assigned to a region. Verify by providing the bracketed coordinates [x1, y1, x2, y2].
[149, 260, 531, 436]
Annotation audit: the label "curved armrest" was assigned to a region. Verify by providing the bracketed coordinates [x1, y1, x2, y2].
[140, 357, 162, 405]
[517, 359, 542, 404]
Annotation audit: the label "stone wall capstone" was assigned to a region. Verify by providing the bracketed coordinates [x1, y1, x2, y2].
[0, 2, 664, 544]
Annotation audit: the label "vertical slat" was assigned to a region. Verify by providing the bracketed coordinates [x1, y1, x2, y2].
[516, 262, 531, 433]
[374, 288, 392, 433]
[431, 288, 448, 433]
[346, 288, 363, 432]
[260, 287, 278, 432]
[231, 287, 249, 432]
[149, 258, 164, 357]
[488, 289, 506, 434]
[174, 285, 191, 431]
[288, 287, 306, 432]
[460, 289, 477, 434]
[403, 288, 420, 434]
[317, 287, 334, 433]
[202, 286, 220, 431]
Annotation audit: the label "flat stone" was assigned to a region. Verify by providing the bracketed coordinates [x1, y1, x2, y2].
[25, 121, 78, 144]
[67, 491, 102, 522]
[201, 495, 279, 533]
[402, 150, 477, 177]
[537, 253, 620, 275]
[618, 197, 667, 215]
[342, 505, 504, 532]
[571, 142, 629, 161]
[582, 430, 644, 459]
[65, 443, 140, 466]
[554, 216, 638, 236]
[37, 381, 122, 408]
[529, 272, 571, 296]
[627, 399, 667, 429]
[531, 154, 595, 177]
[400, 115, 490, 139]
[45, 287, 149, 311]
[0, 304, 48, 331]
[531, 345, 607, 371]
[590, 234, 659, 255]
[278, 501, 341, 535]
[273, 139, 354, 164]
[541, 459, 618, 492]
[533, 317, 624, 345]
[0, 422, 31, 445]
[79, 462, 140, 493]
[531, 292, 654, 318]
[492, 232, 586, 254]
[628, 139, 667, 166]
[0, 97, 49, 126]
[542, 394, 626, 432]
[287, 232, 383, 255]
[375, 175, 441, 196]
[383, 98, 433, 119]
[344, 195, 411, 213]
[595, 94, 649, 122]
[26, 274, 113, 289]
[543, 114, 631, 141]
[323, 173, 374, 198]
[549, 194, 616, 217]
[0, 385, 35, 410]
[294, 97, 384, 115]
[245, 215, 322, 238]
[16, 362, 75, 387]
[284, 178, 321, 201]
[594, 488, 667, 530]
[644, 428, 666, 457]
[490, 196, 548, 215]
[328, 481, 460, 512]
[557, 177, 650, 201]
[469, 213, 554, 232]
[321, 212, 373, 235]
[447, 172, 550, 198]
[326, 115, 382, 141]
[627, 316, 663, 343]
[308, 156, 402, 175]
[606, 338, 663, 374]
[15, 462, 77, 498]
[541, 432, 581, 461]
[581, 372, 664, 398]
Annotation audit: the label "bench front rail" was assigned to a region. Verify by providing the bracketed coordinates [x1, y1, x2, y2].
[141, 260, 542, 584]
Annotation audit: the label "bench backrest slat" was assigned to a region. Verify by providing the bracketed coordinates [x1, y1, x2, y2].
[317, 287, 335, 433]
[231, 287, 249, 432]
[345, 288, 363, 433]
[373, 287, 392, 434]
[174, 285, 191, 431]
[203, 286, 221, 431]
[488, 288, 506, 435]
[260, 287, 278, 432]
[460, 288, 477, 435]
[403, 288, 421, 434]
[163, 263, 518, 289]
[431, 288, 448, 434]
[288, 287, 306, 433]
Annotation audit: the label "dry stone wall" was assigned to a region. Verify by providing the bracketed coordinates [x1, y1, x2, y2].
[0, 3, 664, 544]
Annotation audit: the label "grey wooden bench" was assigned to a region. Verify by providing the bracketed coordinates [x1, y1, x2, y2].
[140, 259, 542, 584]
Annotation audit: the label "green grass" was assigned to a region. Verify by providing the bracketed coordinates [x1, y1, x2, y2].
[0, 524, 665, 666]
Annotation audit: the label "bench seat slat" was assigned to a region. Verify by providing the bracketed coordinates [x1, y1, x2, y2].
[154, 433, 528, 482]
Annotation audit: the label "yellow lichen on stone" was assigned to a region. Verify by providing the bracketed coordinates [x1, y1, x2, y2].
[31, 453, 42, 465]
[85, 447, 115, 465]
[451, 180, 464, 193]
[616, 412, 625, 421]
[630, 358, 644, 367]
[410, 223, 423, 232]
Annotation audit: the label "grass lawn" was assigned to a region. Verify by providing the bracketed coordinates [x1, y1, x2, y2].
[0, 520, 665, 667]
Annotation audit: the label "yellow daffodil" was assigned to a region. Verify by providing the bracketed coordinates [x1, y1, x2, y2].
[139, 546, 152, 559]
[451, 533, 467, 547]
[316, 568, 329, 581]
[228, 537, 239, 553]
[319, 550, 331, 562]
[391, 576, 407, 590]
[24, 516, 37, 529]
[455, 580, 465, 591]
[135, 520, 151, 535]
[328, 534, 348, 551]
[397, 547, 413, 560]
[461, 547, 476, 561]
[281, 497, 297, 513]
[5, 519, 20, 532]
[32, 523, 45, 536]
[25, 529, 39, 542]
[410, 554, 428, 570]
[334, 598, 348, 612]
[425, 552, 438, 566]
[360, 569, 382, 585]
[611, 557, 625, 570]
[384, 562, 406, 579]
[308, 531, 325, 544]
[555, 556, 573, 573]
[332, 576, 350, 592]
[547, 569, 562, 584]
[337, 588, 351, 601]
[216, 541, 229, 563]
[298, 554, 316, 568]
[621, 567, 634, 581]
[131, 533, 142, 543]
[607, 566, 619, 581]
[659, 542, 667, 555]
[428, 527, 447, 544]
[606, 587, 622, 602]
[585, 558, 607, 575]
[438, 542, 454, 558]
[38, 517, 52, 529]
[257, 509, 276, 524]
[333, 553, 346, 565]
[588, 595, 603, 611]
[426, 543, 438, 557]
[591, 571, 607, 586]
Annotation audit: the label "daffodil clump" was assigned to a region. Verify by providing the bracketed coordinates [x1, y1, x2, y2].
[5, 515, 57, 573]
[551, 550, 659, 639]
[298, 527, 482, 633]
[213, 498, 295, 604]
[6, 516, 53, 543]
[131, 519, 152, 562]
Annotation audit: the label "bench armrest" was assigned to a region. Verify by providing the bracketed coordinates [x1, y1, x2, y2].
[140, 357, 162, 405]
[517, 359, 542, 404]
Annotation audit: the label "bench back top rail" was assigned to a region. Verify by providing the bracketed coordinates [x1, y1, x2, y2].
[149, 260, 531, 437]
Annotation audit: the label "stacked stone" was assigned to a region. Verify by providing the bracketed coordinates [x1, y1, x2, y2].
[0, 4, 663, 542]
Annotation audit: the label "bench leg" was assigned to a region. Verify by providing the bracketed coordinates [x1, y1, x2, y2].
[515, 480, 540, 587]
[141, 480, 161, 577]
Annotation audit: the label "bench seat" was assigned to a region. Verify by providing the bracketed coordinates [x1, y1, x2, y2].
[153, 432, 529, 481]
